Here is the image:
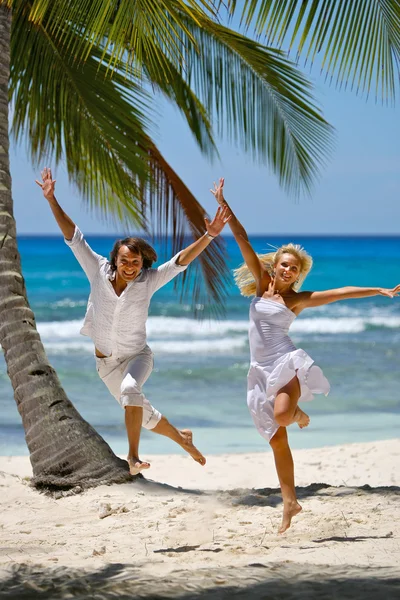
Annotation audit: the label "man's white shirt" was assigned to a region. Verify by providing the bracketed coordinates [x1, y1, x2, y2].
[65, 227, 187, 357]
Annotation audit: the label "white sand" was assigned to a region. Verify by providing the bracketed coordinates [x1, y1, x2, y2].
[1, 439, 400, 596]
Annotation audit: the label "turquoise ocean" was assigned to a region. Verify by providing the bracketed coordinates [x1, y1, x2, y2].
[1, 234, 399, 456]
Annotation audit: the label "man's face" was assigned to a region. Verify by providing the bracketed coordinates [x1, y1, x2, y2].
[115, 245, 143, 283]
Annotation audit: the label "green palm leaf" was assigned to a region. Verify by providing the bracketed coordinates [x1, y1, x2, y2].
[10, 2, 229, 312]
[18, 0, 211, 75]
[141, 49, 218, 160]
[11, 2, 150, 226]
[146, 144, 230, 315]
[175, 13, 334, 195]
[13, 0, 334, 194]
[225, 0, 400, 101]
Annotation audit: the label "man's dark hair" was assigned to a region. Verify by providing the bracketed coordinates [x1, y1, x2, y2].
[109, 237, 157, 271]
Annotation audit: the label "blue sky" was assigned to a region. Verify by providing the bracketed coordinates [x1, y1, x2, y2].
[11, 56, 400, 236]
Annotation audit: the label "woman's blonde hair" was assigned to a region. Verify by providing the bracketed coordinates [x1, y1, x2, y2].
[234, 243, 313, 297]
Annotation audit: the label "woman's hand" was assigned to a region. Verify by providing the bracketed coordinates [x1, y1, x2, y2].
[379, 284, 400, 298]
[35, 167, 56, 202]
[204, 205, 231, 237]
[210, 177, 226, 206]
[262, 277, 278, 300]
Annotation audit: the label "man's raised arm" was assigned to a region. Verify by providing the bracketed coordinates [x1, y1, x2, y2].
[36, 167, 75, 240]
[36, 167, 103, 283]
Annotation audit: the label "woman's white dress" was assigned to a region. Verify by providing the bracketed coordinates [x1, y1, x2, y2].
[247, 297, 330, 441]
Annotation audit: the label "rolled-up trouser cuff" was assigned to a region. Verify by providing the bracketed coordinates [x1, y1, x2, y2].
[120, 391, 145, 408]
[143, 406, 162, 429]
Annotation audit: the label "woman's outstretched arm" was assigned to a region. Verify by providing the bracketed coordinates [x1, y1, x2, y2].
[297, 285, 400, 309]
[211, 178, 270, 290]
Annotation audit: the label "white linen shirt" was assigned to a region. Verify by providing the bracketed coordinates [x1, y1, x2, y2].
[65, 226, 188, 358]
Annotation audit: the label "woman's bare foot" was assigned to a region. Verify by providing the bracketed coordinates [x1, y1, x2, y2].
[294, 407, 310, 429]
[179, 429, 206, 466]
[127, 456, 151, 476]
[279, 501, 302, 534]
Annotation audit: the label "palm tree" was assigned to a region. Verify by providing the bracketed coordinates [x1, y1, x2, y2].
[1, 0, 397, 490]
[0, 0, 332, 490]
[0, 7, 134, 490]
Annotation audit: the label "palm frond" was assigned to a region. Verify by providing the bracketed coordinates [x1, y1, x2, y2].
[10, 2, 230, 313]
[11, 3, 152, 227]
[19, 0, 215, 77]
[176, 12, 334, 195]
[12, 0, 335, 195]
[142, 49, 218, 160]
[146, 145, 230, 316]
[225, 0, 400, 102]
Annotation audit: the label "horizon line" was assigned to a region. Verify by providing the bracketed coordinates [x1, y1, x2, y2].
[16, 232, 400, 238]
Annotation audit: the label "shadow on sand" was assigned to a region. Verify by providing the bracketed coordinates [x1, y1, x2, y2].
[131, 478, 400, 511]
[135, 477, 204, 496]
[218, 483, 400, 509]
[0, 562, 399, 599]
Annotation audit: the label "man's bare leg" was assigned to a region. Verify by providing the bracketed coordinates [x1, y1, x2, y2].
[151, 416, 206, 465]
[125, 406, 151, 475]
[269, 427, 302, 534]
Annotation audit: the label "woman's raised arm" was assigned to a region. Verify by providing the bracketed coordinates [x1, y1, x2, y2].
[211, 178, 269, 290]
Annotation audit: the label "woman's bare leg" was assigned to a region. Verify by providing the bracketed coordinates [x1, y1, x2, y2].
[151, 416, 206, 465]
[269, 377, 309, 533]
[269, 426, 302, 533]
[274, 376, 310, 429]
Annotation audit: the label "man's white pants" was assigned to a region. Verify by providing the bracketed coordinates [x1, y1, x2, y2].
[95, 345, 162, 429]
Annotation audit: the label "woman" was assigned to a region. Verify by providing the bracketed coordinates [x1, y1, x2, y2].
[211, 178, 400, 533]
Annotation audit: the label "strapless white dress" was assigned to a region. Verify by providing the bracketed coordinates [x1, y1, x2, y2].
[247, 297, 330, 441]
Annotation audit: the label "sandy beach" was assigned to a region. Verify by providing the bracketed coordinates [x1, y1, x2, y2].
[1, 439, 400, 598]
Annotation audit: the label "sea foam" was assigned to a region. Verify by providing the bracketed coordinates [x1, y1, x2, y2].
[36, 312, 400, 355]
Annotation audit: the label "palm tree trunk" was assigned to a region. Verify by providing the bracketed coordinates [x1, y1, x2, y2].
[0, 5, 132, 490]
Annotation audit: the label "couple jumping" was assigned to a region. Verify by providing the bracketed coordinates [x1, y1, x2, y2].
[37, 170, 400, 533]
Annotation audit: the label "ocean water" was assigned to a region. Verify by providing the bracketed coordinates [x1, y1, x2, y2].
[1, 234, 399, 457]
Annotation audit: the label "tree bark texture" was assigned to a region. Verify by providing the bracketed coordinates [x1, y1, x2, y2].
[0, 5, 132, 489]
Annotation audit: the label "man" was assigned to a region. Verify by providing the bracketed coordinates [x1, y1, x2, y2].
[36, 168, 230, 475]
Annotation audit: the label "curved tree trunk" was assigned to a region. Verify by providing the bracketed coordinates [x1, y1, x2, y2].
[0, 5, 132, 490]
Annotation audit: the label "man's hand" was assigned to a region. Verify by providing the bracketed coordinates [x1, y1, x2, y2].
[210, 177, 226, 206]
[35, 167, 56, 202]
[204, 205, 231, 238]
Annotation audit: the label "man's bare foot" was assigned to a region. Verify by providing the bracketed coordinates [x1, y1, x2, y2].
[127, 456, 151, 476]
[279, 501, 302, 534]
[294, 407, 310, 429]
[179, 429, 206, 466]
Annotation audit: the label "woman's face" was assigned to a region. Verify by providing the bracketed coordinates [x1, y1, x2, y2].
[274, 253, 301, 287]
